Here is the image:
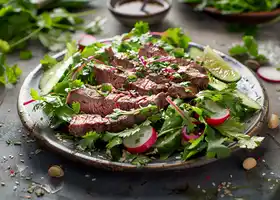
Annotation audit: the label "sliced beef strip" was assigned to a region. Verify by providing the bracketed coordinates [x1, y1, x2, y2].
[138, 43, 169, 58]
[146, 73, 170, 84]
[66, 87, 168, 116]
[167, 83, 198, 99]
[105, 47, 139, 68]
[69, 108, 155, 136]
[129, 78, 169, 95]
[93, 64, 169, 95]
[177, 64, 209, 89]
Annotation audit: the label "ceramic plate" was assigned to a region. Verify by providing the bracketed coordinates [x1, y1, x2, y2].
[17, 40, 269, 171]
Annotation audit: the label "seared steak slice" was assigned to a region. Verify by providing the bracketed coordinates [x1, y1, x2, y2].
[168, 83, 198, 99]
[93, 64, 127, 88]
[138, 43, 169, 58]
[146, 73, 170, 84]
[66, 88, 168, 116]
[177, 64, 209, 89]
[69, 107, 157, 136]
[105, 47, 138, 68]
[129, 78, 169, 95]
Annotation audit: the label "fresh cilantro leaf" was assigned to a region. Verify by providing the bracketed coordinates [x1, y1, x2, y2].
[30, 88, 44, 101]
[182, 142, 207, 161]
[205, 125, 231, 158]
[131, 155, 151, 166]
[40, 54, 57, 69]
[161, 28, 191, 49]
[131, 21, 149, 36]
[228, 45, 248, 56]
[78, 131, 100, 150]
[37, 12, 53, 28]
[127, 74, 137, 82]
[243, 36, 258, 57]
[0, 39, 10, 53]
[172, 48, 185, 58]
[20, 50, 32, 60]
[72, 102, 80, 114]
[101, 83, 113, 92]
[64, 40, 77, 61]
[5, 64, 22, 84]
[214, 118, 264, 149]
[106, 137, 123, 149]
[81, 42, 105, 58]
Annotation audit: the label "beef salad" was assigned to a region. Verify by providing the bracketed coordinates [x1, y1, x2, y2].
[29, 22, 264, 165]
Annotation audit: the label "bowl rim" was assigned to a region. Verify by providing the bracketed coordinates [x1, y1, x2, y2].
[107, 0, 172, 18]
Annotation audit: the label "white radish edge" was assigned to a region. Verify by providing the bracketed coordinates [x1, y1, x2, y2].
[257, 67, 280, 82]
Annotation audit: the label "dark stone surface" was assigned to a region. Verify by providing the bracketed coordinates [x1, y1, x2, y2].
[0, 1, 280, 199]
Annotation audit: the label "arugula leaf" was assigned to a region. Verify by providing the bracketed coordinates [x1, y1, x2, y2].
[30, 88, 44, 101]
[106, 137, 123, 149]
[19, 50, 32, 60]
[161, 28, 191, 49]
[72, 102, 80, 114]
[182, 142, 207, 161]
[228, 45, 247, 56]
[78, 131, 100, 150]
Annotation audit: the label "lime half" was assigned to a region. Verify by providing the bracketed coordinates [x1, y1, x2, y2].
[203, 46, 241, 82]
[189, 47, 204, 62]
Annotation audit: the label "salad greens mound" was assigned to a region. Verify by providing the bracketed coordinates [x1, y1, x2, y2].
[29, 22, 264, 166]
[182, 0, 280, 14]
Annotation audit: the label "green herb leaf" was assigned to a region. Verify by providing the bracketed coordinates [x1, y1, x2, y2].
[106, 137, 123, 149]
[40, 54, 57, 69]
[20, 50, 32, 60]
[131, 21, 149, 36]
[0, 39, 10, 53]
[72, 102, 80, 114]
[5, 64, 22, 84]
[78, 131, 100, 150]
[30, 88, 44, 101]
[161, 28, 191, 49]
[228, 45, 248, 56]
[131, 155, 151, 166]
[243, 36, 258, 57]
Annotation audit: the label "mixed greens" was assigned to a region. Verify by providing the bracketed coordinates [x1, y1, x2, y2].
[183, 0, 280, 14]
[0, 0, 103, 86]
[29, 22, 264, 166]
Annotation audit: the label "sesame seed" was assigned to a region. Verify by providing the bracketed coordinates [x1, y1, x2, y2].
[218, 188, 221, 192]
[197, 185, 200, 189]
[15, 181, 19, 185]
[262, 159, 266, 163]
[202, 189, 206, 193]
[276, 179, 279, 183]
[85, 174, 90, 178]
[270, 172, 275, 175]
[228, 193, 233, 196]
[13, 186, 17, 191]
[220, 194, 225, 198]
[91, 178, 96, 181]
[212, 182, 216, 187]
[262, 173, 266, 176]
[20, 159, 24, 163]
[1, 182, 5, 186]
[268, 179, 271, 182]
[269, 186, 274, 190]
[229, 174, 233, 178]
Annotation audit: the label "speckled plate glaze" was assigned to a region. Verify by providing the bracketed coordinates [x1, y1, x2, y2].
[184, 3, 280, 24]
[17, 40, 269, 171]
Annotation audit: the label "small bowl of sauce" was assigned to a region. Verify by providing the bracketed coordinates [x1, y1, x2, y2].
[108, 0, 172, 27]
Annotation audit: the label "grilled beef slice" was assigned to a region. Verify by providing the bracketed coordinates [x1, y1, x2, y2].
[93, 64, 169, 95]
[69, 107, 157, 136]
[66, 88, 168, 116]
[138, 43, 169, 58]
[105, 47, 139, 68]
[168, 83, 198, 99]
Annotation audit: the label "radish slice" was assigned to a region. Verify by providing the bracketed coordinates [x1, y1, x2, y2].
[182, 126, 200, 141]
[206, 109, 230, 126]
[123, 126, 157, 154]
[257, 66, 280, 83]
[78, 34, 96, 51]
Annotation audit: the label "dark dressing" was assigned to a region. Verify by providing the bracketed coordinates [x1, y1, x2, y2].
[114, 0, 166, 15]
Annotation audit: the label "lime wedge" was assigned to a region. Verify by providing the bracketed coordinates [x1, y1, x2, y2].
[203, 46, 241, 82]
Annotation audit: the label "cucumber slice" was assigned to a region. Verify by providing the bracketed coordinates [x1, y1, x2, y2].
[235, 91, 261, 110]
[203, 46, 241, 82]
[189, 47, 204, 61]
[40, 54, 76, 95]
[208, 77, 228, 91]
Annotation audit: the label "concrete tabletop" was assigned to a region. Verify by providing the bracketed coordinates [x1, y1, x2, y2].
[0, 1, 280, 200]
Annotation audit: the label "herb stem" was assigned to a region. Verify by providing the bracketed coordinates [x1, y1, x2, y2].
[10, 27, 43, 48]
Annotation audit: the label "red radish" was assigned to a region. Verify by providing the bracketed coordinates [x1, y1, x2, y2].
[257, 66, 280, 83]
[205, 109, 230, 126]
[78, 34, 96, 51]
[123, 126, 157, 154]
[182, 126, 200, 141]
